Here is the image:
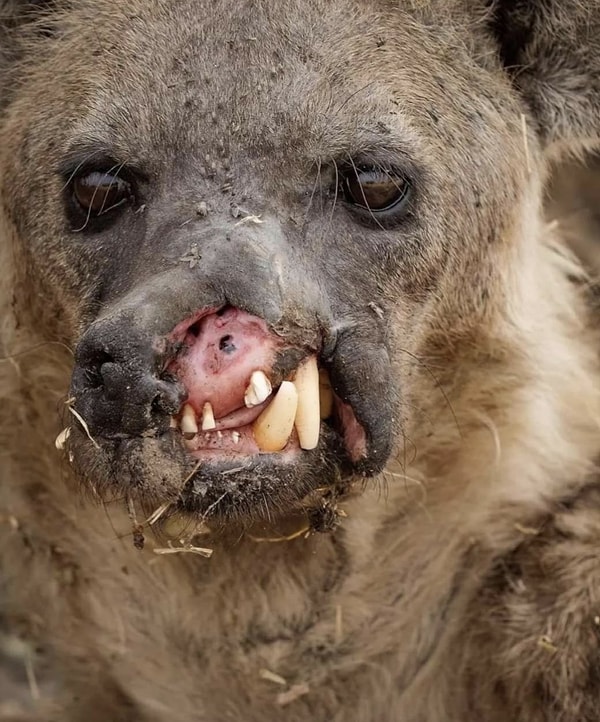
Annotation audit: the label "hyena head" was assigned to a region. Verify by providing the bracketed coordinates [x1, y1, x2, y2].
[1, 1, 598, 525]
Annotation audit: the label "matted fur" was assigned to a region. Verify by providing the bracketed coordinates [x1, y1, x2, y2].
[1, 1, 600, 721]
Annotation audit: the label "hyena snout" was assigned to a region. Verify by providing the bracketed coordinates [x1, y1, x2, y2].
[70, 297, 321, 442]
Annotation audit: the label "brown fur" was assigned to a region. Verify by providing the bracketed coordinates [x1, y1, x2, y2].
[2, 1, 600, 720]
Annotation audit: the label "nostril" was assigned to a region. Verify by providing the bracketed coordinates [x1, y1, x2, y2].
[84, 367, 103, 389]
[83, 350, 116, 389]
[92, 351, 115, 366]
[188, 321, 201, 338]
[219, 334, 237, 354]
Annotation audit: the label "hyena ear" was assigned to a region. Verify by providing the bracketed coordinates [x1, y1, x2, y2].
[490, 0, 600, 157]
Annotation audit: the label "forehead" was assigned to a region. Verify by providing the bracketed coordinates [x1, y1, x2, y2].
[38, 0, 508, 170]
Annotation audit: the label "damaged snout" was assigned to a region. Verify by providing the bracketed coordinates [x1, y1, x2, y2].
[70, 286, 366, 463]
[67, 218, 397, 513]
[70, 267, 323, 441]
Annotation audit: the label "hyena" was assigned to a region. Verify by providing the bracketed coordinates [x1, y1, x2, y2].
[1, 1, 600, 720]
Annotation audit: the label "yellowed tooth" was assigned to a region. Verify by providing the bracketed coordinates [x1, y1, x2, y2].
[201, 402, 216, 431]
[55, 427, 71, 450]
[319, 369, 334, 420]
[169, 416, 178, 429]
[293, 357, 320, 450]
[232, 431, 241, 444]
[180, 403, 198, 439]
[252, 381, 298, 452]
[244, 370, 272, 408]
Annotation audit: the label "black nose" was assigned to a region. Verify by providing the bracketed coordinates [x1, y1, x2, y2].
[71, 316, 185, 438]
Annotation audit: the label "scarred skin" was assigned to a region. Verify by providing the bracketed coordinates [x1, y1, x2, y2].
[1, 1, 600, 720]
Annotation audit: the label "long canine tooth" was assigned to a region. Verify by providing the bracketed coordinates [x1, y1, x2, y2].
[293, 357, 320, 450]
[253, 381, 298, 452]
[201, 402, 216, 431]
[244, 370, 272, 408]
[319, 369, 334, 420]
[180, 404, 198, 439]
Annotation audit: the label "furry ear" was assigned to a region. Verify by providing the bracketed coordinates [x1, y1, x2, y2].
[490, 0, 600, 157]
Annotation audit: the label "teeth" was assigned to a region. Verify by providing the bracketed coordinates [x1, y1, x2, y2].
[180, 403, 198, 439]
[169, 416, 178, 429]
[244, 370, 272, 408]
[319, 369, 334, 419]
[232, 431, 241, 444]
[55, 427, 71, 450]
[293, 357, 320, 450]
[201, 402, 216, 431]
[253, 381, 298, 452]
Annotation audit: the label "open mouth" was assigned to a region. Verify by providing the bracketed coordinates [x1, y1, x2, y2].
[166, 306, 367, 463]
[67, 302, 386, 524]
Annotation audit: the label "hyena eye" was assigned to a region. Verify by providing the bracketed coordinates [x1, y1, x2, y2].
[72, 171, 132, 215]
[342, 166, 410, 213]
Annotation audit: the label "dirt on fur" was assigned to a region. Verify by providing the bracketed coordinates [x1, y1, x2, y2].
[2, 2, 600, 721]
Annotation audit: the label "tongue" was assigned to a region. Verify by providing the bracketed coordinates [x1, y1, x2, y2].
[170, 307, 283, 419]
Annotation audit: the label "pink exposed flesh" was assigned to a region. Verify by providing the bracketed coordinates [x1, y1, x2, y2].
[170, 307, 283, 419]
[169, 306, 368, 462]
[336, 399, 368, 462]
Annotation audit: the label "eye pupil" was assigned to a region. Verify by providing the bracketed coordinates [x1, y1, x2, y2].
[73, 171, 130, 215]
[343, 167, 409, 212]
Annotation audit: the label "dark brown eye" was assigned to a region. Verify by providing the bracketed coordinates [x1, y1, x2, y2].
[343, 167, 410, 212]
[73, 171, 131, 215]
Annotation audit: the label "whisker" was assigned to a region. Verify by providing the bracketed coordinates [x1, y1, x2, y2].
[328, 156, 340, 230]
[98, 161, 126, 215]
[306, 157, 323, 216]
[396, 346, 462, 438]
[61, 149, 105, 191]
[346, 154, 390, 235]
[333, 81, 377, 115]
[0, 340, 74, 362]
[72, 161, 122, 232]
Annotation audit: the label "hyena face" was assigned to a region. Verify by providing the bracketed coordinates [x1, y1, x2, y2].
[0, 1, 536, 522]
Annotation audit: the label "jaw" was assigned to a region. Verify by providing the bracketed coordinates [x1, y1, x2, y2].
[67, 411, 359, 528]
